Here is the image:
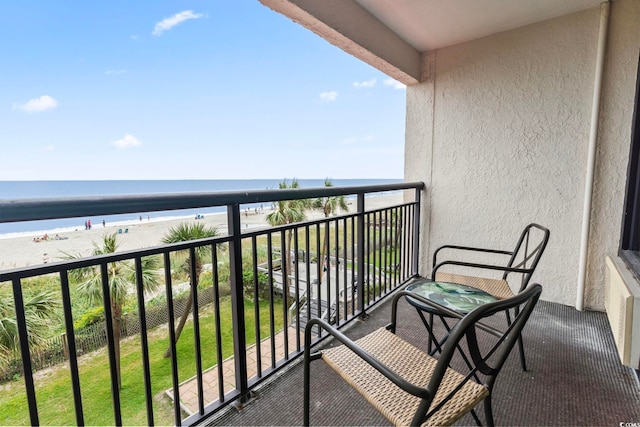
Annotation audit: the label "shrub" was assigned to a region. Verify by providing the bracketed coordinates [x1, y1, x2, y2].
[73, 306, 104, 330]
[242, 270, 270, 299]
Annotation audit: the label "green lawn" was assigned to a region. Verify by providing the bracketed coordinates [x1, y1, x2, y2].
[0, 296, 284, 426]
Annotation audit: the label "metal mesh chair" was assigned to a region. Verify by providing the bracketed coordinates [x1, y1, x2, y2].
[431, 223, 549, 370]
[304, 284, 543, 426]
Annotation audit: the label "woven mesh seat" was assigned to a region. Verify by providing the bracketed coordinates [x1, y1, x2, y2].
[323, 328, 488, 426]
[435, 272, 514, 300]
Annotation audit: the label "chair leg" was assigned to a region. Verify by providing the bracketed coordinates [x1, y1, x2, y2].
[516, 333, 527, 371]
[304, 350, 311, 426]
[483, 395, 495, 427]
[505, 310, 527, 371]
[428, 312, 434, 353]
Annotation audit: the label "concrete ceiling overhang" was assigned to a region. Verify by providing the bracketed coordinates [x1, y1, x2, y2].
[260, 0, 604, 85]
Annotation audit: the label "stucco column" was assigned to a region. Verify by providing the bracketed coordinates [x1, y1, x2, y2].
[405, 51, 436, 276]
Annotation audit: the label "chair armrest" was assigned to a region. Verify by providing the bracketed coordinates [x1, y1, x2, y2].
[432, 244, 512, 268]
[304, 317, 431, 399]
[432, 260, 532, 281]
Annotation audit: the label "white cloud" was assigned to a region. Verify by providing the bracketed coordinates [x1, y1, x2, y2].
[353, 78, 377, 88]
[383, 78, 406, 90]
[319, 91, 338, 102]
[152, 10, 204, 36]
[42, 144, 55, 152]
[342, 135, 374, 145]
[110, 134, 142, 149]
[13, 95, 58, 113]
[105, 69, 126, 75]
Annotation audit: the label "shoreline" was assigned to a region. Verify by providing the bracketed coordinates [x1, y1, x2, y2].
[0, 193, 404, 271]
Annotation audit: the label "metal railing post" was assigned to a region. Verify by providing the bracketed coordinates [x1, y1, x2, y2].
[100, 263, 122, 426]
[356, 194, 366, 318]
[413, 188, 422, 276]
[12, 279, 39, 426]
[227, 204, 252, 405]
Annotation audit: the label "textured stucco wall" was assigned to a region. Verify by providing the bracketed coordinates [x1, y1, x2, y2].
[405, 52, 436, 269]
[406, 3, 640, 308]
[586, 0, 640, 309]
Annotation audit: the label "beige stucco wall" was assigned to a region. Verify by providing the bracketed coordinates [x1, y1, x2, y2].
[587, 0, 640, 309]
[405, 0, 640, 309]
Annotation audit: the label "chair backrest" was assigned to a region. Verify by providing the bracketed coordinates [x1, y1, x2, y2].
[406, 283, 542, 425]
[503, 223, 550, 292]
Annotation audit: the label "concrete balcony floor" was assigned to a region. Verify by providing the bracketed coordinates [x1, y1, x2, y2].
[205, 286, 640, 426]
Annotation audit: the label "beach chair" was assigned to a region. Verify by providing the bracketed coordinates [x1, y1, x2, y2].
[431, 223, 550, 370]
[304, 284, 543, 426]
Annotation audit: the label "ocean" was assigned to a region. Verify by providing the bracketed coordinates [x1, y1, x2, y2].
[0, 179, 401, 238]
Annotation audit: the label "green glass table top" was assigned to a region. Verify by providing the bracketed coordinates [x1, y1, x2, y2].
[405, 280, 497, 313]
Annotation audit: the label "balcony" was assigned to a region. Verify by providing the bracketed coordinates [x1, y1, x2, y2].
[1, 181, 639, 426]
[210, 293, 640, 426]
[0, 182, 421, 425]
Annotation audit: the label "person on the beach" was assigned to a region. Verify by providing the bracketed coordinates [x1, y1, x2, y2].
[102, 220, 106, 227]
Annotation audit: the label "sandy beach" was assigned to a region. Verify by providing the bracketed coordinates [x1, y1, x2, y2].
[0, 193, 405, 271]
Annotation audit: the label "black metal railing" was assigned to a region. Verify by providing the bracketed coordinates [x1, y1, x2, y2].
[0, 182, 423, 426]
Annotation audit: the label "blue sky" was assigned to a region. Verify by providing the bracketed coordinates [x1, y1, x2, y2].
[1, 1, 406, 181]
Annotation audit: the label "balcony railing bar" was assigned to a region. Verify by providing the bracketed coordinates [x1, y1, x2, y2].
[226, 204, 250, 407]
[266, 233, 277, 368]
[12, 277, 38, 425]
[279, 230, 289, 361]
[250, 235, 262, 380]
[99, 262, 122, 426]
[163, 251, 182, 427]
[356, 194, 366, 317]
[293, 231, 301, 351]
[333, 219, 339, 324]
[391, 209, 395, 291]
[211, 246, 226, 404]
[314, 223, 322, 337]
[394, 206, 401, 288]
[379, 210, 384, 296]
[413, 187, 422, 274]
[403, 204, 411, 281]
[350, 217, 356, 316]
[0, 183, 420, 223]
[342, 217, 348, 323]
[325, 222, 332, 328]
[59, 269, 84, 426]
[304, 226, 312, 329]
[134, 256, 154, 426]
[188, 247, 205, 416]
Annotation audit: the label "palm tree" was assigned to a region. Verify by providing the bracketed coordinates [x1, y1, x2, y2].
[313, 178, 349, 284]
[161, 222, 219, 358]
[266, 179, 309, 298]
[67, 232, 160, 389]
[0, 287, 59, 364]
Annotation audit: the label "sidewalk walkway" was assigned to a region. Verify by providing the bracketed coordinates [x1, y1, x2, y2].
[166, 326, 302, 415]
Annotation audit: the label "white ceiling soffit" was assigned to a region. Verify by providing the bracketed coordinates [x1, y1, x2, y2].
[354, 0, 604, 51]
